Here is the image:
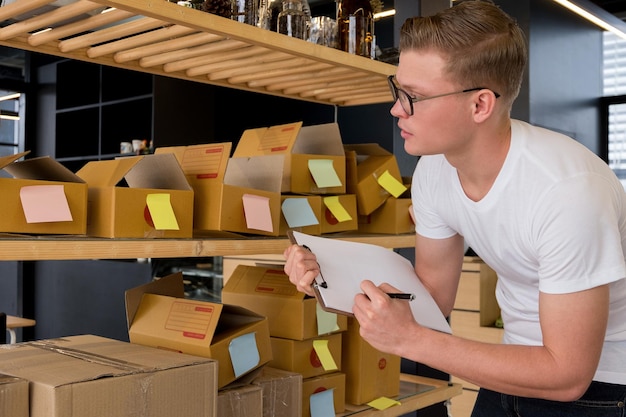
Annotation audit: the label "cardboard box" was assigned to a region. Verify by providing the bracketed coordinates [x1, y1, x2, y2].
[222, 265, 347, 340]
[0, 152, 87, 235]
[126, 273, 273, 388]
[156, 142, 282, 236]
[280, 194, 322, 236]
[0, 335, 216, 417]
[217, 384, 263, 417]
[0, 374, 28, 417]
[233, 122, 346, 195]
[357, 197, 414, 234]
[302, 372, 346, 417]
[252, 367, 303, 417]
[344, 144, 406, 215]
[342, 317, 401, 405]
[76, 153, 194, 238]
[319, 193, 358, 234]
[269, 333, 342, 379]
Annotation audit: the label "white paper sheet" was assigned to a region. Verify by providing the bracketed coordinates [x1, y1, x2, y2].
[290, 231, 451, 334]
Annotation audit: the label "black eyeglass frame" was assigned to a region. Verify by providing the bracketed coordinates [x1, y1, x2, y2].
[387, 75, 501, 116]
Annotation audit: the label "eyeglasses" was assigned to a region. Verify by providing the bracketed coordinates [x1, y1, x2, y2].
[387, 75, 501, 116]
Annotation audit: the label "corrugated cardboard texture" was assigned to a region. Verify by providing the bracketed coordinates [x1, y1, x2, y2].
[0, 374, 28, 417]
[252, 367, 303, 417]
[217, 384, 263, 417]
[0, 335, 217, 417]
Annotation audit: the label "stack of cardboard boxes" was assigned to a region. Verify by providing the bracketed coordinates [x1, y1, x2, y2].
[222, 264, 403, 416]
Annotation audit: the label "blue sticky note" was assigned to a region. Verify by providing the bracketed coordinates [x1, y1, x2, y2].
[310, 388, 335, 417]
[228, 332, 260, 377]
[282, 198, 319, 228]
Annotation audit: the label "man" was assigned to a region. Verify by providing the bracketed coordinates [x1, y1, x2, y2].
[284, 1, 626, 415]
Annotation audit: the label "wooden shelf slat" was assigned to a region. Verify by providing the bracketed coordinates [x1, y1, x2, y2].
[0, 233, 415, 261]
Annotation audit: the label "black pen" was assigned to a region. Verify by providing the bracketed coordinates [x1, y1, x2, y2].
[387, 293, 415, 301]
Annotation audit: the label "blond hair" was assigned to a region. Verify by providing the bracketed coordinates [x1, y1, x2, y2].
[399, 1, 527, 106]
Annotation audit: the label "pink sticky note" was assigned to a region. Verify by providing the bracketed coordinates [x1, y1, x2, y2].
[19, 185, 73, 223]
[242, 194, 274, 232]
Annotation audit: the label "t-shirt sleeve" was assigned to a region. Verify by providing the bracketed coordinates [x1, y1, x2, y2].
[411, 156, 458, 240]
[533, 173, 626, 293]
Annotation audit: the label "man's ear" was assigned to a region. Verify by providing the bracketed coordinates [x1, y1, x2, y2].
[472, 90, 498, 123]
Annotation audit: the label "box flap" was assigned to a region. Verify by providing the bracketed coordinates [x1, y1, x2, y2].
[76, 157, 142, 187]
[224, 265, 306, 301]
[233, 122, 302, 157]
[156, 143, 232, 183]
[125, 272, 185, 330]
[224, 155, 284, 193]
[293, 123, 345, 156]
[124, 153, 192, 190]
[0, 151, 29, 171]
[344, 143, 392, 161]
[3, 155, 85, 183]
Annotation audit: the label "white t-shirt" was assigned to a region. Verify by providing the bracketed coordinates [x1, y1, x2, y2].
[412, 119, 626, 384]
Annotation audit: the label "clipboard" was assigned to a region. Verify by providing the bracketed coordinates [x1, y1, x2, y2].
[287, 230, 452, 334]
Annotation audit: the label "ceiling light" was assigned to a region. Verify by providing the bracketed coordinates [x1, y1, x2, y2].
[0, 93, 20, 102]
[552, 0, 626, 41]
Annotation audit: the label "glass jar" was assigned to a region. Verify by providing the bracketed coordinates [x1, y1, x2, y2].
[232, 0, 259, 25]
[336, 0, 374, 58]
[259, 0, 310, 32]
[277, 0, 309, 40]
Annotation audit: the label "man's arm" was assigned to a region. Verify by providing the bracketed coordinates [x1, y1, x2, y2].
[414, 232, 465, 316]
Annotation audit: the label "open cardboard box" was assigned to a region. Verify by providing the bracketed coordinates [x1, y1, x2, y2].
[126, 272, 273, 388]
[233, 122, 346, 195]
[0, 151, 87, 235]
[156, 142, 282, 236]
[76, 153, 194, 238]
[357, 197, 414, 234]
[0, 335, 216, 417]
[222, 265, 347, 340]
[344, 144, 406, 215]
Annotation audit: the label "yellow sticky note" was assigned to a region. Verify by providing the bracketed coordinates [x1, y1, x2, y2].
[367, 397, 401, 410]
[377, 170, 408, 198]
[308, 159, 342, 188]
[146, 193, 180, 230]
[322, 196, 352, 222]
[312, 339, 338, 371]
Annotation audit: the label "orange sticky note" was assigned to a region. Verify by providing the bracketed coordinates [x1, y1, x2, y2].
[19, 185, 72, 223]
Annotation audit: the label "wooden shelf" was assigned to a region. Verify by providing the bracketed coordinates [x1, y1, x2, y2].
[0, 0, 397, 106]
[341, 375, 462, 416]
[0, 233, 415, 261]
